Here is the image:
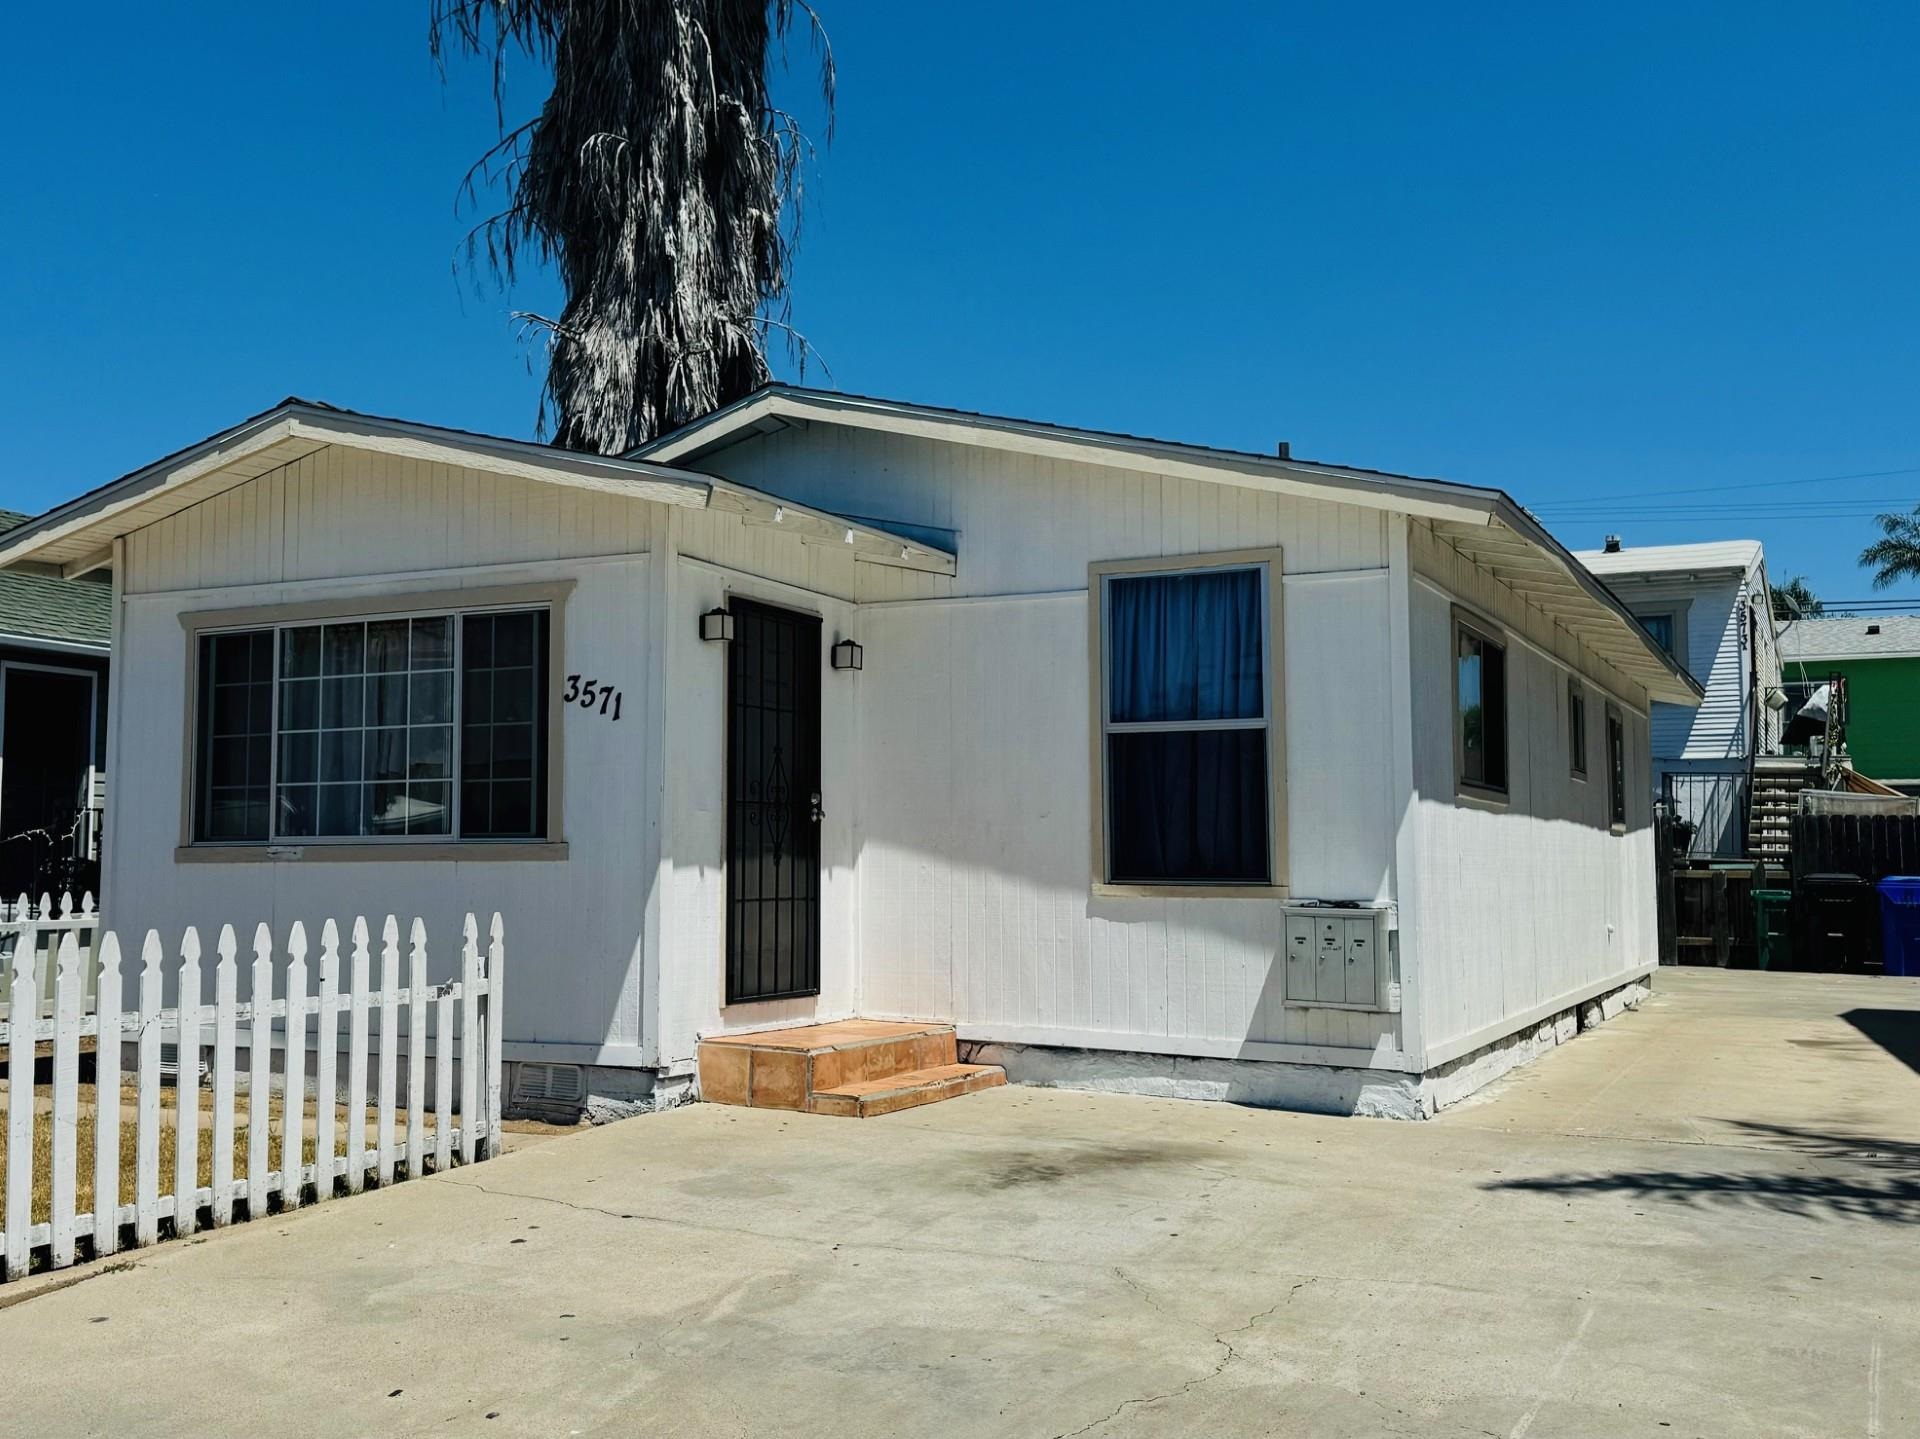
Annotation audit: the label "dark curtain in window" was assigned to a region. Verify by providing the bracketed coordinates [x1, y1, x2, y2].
[1108, 731, 1269, 882]
[1109, 570, 1263, 723]
[1106, 568, 1268, 883]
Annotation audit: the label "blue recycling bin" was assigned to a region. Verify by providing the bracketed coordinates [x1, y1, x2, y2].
[1876, 877, 1920, 978]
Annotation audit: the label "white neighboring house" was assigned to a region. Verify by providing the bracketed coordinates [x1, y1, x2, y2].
[0, 390, 1700, 1118]
[1575, 539, 1783, 856]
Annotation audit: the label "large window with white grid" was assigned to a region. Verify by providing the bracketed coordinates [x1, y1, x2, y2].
[192, 607, 550, 844]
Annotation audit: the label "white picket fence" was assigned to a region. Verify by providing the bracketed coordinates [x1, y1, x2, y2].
[0, 910, 504, 1281]
[0, 892, 102, 1020]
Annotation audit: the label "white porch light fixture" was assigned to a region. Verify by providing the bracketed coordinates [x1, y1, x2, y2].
[830, 638, 864, 671]
[700, 607, 735, 642]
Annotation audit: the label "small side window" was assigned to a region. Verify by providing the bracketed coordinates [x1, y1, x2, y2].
[1454, 616, 1508, 798]
[1607, 707, 1627, 829]
[1568, 679, 1588, 779]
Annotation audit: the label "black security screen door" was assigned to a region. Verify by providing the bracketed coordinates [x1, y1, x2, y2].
[725, 599, 823, 1002]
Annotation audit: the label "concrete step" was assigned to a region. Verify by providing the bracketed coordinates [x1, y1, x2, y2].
[808, 1063, 1007, 1118]
[698, 1019, 993, 1115]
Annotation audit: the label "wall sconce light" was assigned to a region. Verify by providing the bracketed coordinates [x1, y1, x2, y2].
[700, 607, 735, 642]
[830, 638, 864, 671]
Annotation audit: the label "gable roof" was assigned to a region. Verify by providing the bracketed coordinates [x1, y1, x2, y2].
[0, 512, 110, 651]
[1574, 540, 1764, 580]
[0, 400, 955, 580]
[1780, 614, 1920, 662]
[641, 385, 1704, 705]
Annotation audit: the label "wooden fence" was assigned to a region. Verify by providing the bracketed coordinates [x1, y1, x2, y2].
[0, 892, 102, 1019]
[0, 911, 503, 1282]
[1790, 812, 1920, 883]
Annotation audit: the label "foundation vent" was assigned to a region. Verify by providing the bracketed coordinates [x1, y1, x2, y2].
[512, 1061, 587, 1110]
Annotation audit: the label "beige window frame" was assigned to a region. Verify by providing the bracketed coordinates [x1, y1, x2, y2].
[175, 580, 574, 863]
[1088, 548, 1288, 900]
[1453, 607, 1510, 805]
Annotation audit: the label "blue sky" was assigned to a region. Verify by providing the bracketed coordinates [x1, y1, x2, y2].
[4, 3, 1917, 602]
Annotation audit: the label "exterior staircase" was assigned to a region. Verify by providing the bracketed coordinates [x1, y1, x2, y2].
[696, 1019, 1006, 1118]
[1748, 756, 1814, 871]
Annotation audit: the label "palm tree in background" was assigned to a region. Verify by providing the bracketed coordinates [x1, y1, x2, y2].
[432, 1, 834, 455]
[1860, 507, 1920, 590]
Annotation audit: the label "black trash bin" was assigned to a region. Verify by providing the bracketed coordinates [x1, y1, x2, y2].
[1796, 873, 1882, 973]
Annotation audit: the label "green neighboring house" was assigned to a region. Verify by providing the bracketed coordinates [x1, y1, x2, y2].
[1778, 614, 1920, 788]
[0, 509, 111, 898]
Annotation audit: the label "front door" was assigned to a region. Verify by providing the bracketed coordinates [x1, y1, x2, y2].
[725, 599, 822, 1002]
[0, 664, 96, 898]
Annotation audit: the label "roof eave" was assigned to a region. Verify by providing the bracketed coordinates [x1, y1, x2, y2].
[0, 399, 957, 579]
[1478, 501, 1705, 706]
[0, 401, 718, 572]
[641, 387, 1504, 526]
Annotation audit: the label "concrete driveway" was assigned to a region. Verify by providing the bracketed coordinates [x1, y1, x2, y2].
[2, 969, 1915, 1438]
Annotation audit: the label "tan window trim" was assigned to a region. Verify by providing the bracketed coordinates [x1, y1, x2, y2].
[177, 580, 574, 856]
[1088, 548, 1288, 900]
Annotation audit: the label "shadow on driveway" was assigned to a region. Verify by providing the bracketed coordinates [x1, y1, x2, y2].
[1844, 1007, 1920, 1078]
[1482, 1119, 1920, 1226]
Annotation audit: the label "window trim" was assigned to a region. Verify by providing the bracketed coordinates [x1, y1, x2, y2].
[1452, 607, 1511, 804]
[176, 581, 573, 862]
[1087, 548, 1288, 900]
[1568, 676, 1589, 781]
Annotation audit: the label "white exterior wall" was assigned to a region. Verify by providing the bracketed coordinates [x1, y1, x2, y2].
[1404, 522, 1657, 1068]
[108, 448, 665, 1066]
[96, 423, 1672, 1094]
[698, 425, 1405, 1066]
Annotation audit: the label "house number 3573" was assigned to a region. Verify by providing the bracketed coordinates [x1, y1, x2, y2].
[564, 674, 624, 721]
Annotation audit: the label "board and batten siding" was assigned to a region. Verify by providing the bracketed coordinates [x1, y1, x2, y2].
[694, 423, 1407, 1063]
[123, 445, 658, 593]
[107, 451, 666, 1065]
[1406, 521, 1656, 1065]
[855, 571, 1398, 1059]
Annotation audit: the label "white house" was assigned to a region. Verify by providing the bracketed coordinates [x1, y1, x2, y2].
[1574, 539, 1782, 857]
[0, 390, 1700, 1118]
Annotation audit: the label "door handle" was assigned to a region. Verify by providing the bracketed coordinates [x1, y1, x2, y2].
[809, 791, 825, 824]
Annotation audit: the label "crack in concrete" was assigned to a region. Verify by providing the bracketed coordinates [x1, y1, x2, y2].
[1051, 1278, 1316, 1438]
[439, 1175, 1106, 1274]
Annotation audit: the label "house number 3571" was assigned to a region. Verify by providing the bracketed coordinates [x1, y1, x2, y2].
[564, 674, 624, 721]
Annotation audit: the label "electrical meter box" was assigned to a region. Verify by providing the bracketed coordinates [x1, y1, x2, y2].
[1282, 904, 1396, 1011]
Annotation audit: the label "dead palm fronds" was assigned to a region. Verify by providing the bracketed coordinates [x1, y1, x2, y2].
[431, 1, 835, 454]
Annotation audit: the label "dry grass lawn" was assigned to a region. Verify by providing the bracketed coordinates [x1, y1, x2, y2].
[0, 1082, 428, 1227]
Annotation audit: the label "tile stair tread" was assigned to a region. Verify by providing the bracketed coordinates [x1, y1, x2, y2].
[701, 1020, 954, 1052]
[812, 1063, 1003, 1100]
